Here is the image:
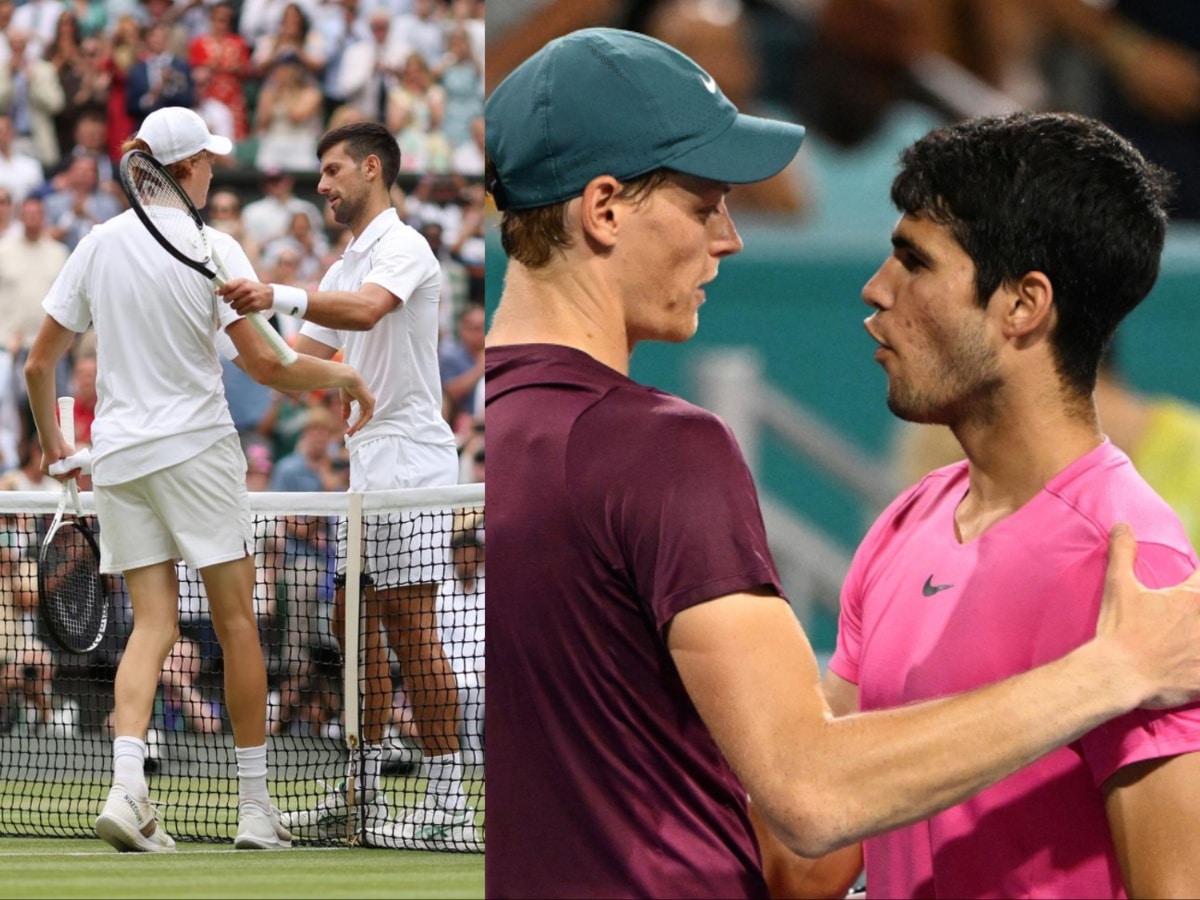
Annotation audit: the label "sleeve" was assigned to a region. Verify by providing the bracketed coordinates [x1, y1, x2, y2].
[361, 231, 439, 307]
[828, 544, 871, 686]
[1080, 541, 1200, 785]
[41, 233, 95, 333]
[568, 392, 783, 633]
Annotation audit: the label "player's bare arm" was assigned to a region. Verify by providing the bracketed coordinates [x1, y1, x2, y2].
[1105, 751, 1200, 897]
[23, 315, 78, 474]
[669, 525, 1200, 858]
[225, 317, 375, 435]
[217, 279, 398, 331]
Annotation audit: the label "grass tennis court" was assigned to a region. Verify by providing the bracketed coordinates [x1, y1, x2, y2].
[0, 839, 483, 899]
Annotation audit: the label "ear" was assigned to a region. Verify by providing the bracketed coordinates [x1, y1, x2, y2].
[362, 153, 382, 182]
[1001, 270, 1054, 339]
[578, 175, 623, 250]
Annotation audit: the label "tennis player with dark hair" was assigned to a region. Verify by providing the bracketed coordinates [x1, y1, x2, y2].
[485, 27, 1200, 899]
[825, 111, 1200, 898]
[217, 122, 471, 849]
[23, 106, 376, 853]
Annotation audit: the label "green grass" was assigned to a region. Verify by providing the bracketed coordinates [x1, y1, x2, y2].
[0, 839, 483, 899]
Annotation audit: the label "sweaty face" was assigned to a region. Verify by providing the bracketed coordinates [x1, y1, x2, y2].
[862, 214, 1003, 427]
[616, 173, 743, 346]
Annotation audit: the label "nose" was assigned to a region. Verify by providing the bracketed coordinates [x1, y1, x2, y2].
[861, 259, 894, 312]
[710, 200, 743, 258]
[317, 176, 330, 196]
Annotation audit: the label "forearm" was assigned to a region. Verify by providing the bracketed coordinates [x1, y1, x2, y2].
[260, 354, 359, 394]
[286, 288, 385, 331]
[764, 640, 1137, 855]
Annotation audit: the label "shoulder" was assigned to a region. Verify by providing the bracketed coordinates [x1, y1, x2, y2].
[1049, 442, 1191, 549]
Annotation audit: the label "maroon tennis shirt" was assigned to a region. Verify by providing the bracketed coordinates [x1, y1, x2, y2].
[485, 344, 785, 899]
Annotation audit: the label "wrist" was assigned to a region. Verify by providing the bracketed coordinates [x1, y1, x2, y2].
[271, 283, 308, 317]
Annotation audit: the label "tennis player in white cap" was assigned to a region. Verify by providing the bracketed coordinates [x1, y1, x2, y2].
[24, 105, 376, 852]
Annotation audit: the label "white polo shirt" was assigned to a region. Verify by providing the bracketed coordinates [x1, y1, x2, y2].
[42, 209, 255, 486]
[301, 208, 455, 454]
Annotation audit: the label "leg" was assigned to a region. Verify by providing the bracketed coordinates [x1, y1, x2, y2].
[198, 555, 265, 749]
[95, 560, 179, 853]
[199, 554, 291, 851]
[113, 562, 180, 739]
[379, 583, 461, 758]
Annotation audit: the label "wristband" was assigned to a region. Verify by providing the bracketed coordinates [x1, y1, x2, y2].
[271, 283, 308, 318]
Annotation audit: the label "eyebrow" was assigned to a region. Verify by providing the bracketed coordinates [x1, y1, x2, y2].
[891, 232, 933, 264]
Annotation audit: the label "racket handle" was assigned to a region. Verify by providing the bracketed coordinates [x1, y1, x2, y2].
[248, 311, 299, 366]
[58, 396, 75, 447]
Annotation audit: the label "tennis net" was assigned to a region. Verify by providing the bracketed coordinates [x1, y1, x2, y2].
[0, 484, 484, 852]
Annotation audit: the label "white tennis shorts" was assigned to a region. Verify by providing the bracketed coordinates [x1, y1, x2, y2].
[94, 433, 253, 574]
[337, 437, 458, 589]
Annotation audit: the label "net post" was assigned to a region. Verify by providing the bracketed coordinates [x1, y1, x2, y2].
[343, 490, 364, 844]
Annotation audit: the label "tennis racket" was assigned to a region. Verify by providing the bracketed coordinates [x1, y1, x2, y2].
[117, 148, 298, 366]
[37, 397, 108, 654]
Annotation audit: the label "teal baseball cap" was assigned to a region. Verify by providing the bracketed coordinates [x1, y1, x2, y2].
[485, 27, 806, 211]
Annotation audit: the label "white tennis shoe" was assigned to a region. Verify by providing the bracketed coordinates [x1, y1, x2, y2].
[280, 780, 389, 838]
[234, 803, 292, 850]
[364, 804, 480, 852]
[95, 786, 176, 853]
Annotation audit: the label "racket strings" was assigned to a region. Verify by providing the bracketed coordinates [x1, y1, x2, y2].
[124, 156, 209, 263]
[39, 524, 105, 652]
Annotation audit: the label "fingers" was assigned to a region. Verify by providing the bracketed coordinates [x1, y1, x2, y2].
[1105, 522, 1137, 581]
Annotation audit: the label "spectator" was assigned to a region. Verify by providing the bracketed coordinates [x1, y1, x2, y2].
[44, 10, 84, 155]
[433, 25, 480, 151]
[188, 1, 251, 141]
[0, 112, 45, 203]
[386, 50, 448, 174]
[253, 53, 324, 172]
[132, 0, 190, 58]
[334, 7, 403, 119]
[69, 349, 95, 446]
[67, 0, 106, 39]
[438, 301, 483, 432]
[99, 14, 140, 163]
[48, 105, 115, 194]
[191, 63, 236, 146]
[0, 196, 68, 359]
[0, 433, 59, 491]
[239, 0, 317, 49]
[312, 0, 368, 117]
[206, 188, 262, 270]
[439, 512, 484, 774]
[158, 636, 222, 735]
[396, 0, 446, 67]
[282, 207, 327, 281]
[449, 112, 481, 176]
[42, 152, 120, 249]
[250, 1, 326, 81]
[447, 0, 482, 67]
[418, 220, 465, 333]
[0, 186, 15, 238]
[268, 404, 347, 493]
[241, 168, 322, 244]
[11, 0, 64, 47]
[0, 28, 66, 167]
[0, 554, 57, 736]
[258, 238, 311, 340]
[124, 21, 194, 131]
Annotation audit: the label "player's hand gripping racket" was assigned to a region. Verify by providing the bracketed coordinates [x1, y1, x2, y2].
[37, 397, 108, 654]
[118, 149, 298, 366]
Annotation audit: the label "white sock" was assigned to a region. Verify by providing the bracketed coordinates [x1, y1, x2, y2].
[112, 736, 148, 801]
[235, 744, 270, 810]
[360, 745, 382, 800]
[424, 753, 465, 812]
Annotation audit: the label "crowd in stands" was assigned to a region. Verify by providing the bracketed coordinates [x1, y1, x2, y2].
[0, 0, 485, 745]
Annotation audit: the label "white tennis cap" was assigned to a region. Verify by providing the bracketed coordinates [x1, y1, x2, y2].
[138, 107, 233, 165]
